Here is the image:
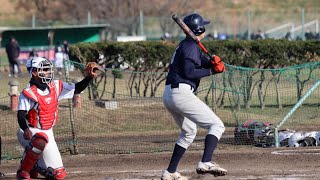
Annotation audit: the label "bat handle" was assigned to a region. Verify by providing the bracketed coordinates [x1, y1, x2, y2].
[198, 43, 208, 53]
[198, 42, 215, 58]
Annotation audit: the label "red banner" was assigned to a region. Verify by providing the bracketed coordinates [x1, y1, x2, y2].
[18, 49, 55, 61]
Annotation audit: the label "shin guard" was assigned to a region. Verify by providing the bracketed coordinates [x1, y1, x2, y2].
[20, 132, 48, 172]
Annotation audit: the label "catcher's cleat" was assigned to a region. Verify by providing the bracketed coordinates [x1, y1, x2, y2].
[29, 164, 41, 179]
[29, 169, 39, 179]
[161, 170, 188, 180]
[16, 170, 31, 180]
[196, 161, 227, 177]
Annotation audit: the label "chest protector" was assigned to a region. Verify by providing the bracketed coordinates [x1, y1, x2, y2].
[22, 80, 63, 130]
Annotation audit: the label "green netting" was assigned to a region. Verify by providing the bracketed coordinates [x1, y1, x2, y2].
[1, 60, 320, 159]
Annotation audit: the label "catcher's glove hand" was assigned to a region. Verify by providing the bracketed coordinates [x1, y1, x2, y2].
[85, 62, 105, 78]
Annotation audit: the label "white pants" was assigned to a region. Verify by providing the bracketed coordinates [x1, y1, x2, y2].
[17, 127, 64, 170]
[163, 83, 225, 149]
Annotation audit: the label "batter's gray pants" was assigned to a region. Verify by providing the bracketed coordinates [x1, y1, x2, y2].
[163, 83, 225, 149]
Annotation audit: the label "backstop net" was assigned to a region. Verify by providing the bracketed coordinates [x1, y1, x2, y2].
[1, 60, 320, 160]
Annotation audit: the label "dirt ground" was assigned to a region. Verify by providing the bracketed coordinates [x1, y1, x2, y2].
[1, 145, 320, 180]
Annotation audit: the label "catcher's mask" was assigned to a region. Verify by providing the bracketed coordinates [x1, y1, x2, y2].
[28, 57, 54, 86]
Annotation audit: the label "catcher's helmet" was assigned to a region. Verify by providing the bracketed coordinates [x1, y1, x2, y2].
[27, 57, 54, 85]
[183, 13, 210, 36]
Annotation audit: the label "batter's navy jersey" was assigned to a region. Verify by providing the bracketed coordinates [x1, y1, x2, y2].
[165, 37, 212, 90]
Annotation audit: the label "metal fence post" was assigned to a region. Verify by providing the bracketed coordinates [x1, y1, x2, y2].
[247, 10, 251, 40]
[0, 136, 2, 164]
[301, 8, 305, 40]
[63, 60, 78, 154]
[0, 136, 4, 178]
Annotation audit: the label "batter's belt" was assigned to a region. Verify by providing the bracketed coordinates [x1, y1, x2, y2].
[170, 83, 194, 91]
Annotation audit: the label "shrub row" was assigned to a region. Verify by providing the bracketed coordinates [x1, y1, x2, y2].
[69, 40, 320, 69]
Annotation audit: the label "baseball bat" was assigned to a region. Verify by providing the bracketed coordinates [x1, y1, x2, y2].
[172, 14, 215, 58]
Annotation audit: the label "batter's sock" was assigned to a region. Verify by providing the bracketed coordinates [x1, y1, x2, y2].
[167, 144, 186, 173]
[202, 134, 218, 162]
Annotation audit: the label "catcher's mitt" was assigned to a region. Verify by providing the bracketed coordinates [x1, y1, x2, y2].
[85, 62, 105, 78]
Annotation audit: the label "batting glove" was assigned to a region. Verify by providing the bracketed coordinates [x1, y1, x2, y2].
[210, 55, 225, 74]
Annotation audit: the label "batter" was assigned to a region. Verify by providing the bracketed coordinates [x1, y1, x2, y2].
[161, 13, 227, 180]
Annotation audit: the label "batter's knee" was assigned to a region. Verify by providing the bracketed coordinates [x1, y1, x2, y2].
[208, 120, 225, 140]
[177, 129, 197, 149]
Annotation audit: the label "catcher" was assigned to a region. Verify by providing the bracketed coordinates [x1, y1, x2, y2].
[16, 57, 101, 180]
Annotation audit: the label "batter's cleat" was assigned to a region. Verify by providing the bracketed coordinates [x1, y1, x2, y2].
[196, 161, 227, 177]
[16, 170, 31, 180]
[0, 172, 5, 179]
[161, 170, 188, 180]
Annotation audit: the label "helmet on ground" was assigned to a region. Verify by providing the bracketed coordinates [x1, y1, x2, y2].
[27, 57, 54, 84]
[183, 13, 210, 36]
[288, 132, 304, 147]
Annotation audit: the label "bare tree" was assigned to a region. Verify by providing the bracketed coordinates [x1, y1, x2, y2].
[16, 0, 205, 37]
[17, 0, 79, 25]
[144, 0, 202, 36]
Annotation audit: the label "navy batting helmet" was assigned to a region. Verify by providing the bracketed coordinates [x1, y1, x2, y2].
[183, 13, 210, 36]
